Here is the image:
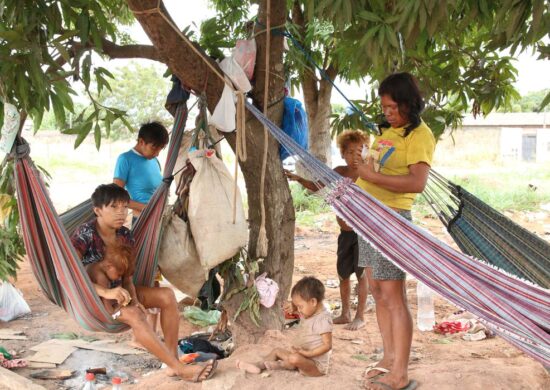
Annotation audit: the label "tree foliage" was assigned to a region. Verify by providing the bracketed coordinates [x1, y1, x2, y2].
[300, 0, 548, 137]
[497, 89, 550, 113]
[94, 62, 172, 139]
[0, 0, 161, 278]
[207, 0, 548, 139]
[0, 0, 142, 148]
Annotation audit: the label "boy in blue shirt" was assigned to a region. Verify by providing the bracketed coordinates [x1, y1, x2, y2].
[113, 121, 169, 340]
[113, 121, 169, 220]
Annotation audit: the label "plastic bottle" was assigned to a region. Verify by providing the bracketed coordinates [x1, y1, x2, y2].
[82, 373, 96, 390]
[111, 376, 122, 390]
[416, 281, 435, 331]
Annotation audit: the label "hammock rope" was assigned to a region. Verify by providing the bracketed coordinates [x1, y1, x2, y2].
[245, 101, 550, 366]
[14, 104, 188, 333]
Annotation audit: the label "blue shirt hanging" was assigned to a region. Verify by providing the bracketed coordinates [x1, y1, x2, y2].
[280, 96, 308, 160]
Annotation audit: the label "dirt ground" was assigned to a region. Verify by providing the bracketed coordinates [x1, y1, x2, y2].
[1, 212, 549, 390]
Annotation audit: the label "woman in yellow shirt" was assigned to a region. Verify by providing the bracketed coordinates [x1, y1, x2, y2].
[357, 72, 435, 390]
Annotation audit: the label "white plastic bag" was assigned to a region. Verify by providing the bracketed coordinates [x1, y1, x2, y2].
[210, 83, 236, 132]
[188, 149, 248, 275]
[0, 281, 31, 322]
[255, 273, 279, 308]
[233, 39, 257, 81]
[158, 213, 206, 298]
[0, 103, 20, 154]
[219, 57, 252, 93]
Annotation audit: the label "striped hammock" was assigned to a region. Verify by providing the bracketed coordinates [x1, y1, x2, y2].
[14, 104, 188, 333]
[423, 170, 550, 288]
[245, 102, 550, 366]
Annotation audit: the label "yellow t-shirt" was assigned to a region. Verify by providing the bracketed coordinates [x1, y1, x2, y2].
[356, 121, 436, 210]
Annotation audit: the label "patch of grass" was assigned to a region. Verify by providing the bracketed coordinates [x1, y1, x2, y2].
[416, 168, 550, 214]
[34, 155, 107, 177]
[290, 183, 331, 227]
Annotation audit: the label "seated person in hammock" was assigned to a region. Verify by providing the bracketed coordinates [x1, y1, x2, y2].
[86, 243, 134, 315]
[285, 130, 370, 331]
[236, 277, 333, 376]
[71, 183, 216, 382]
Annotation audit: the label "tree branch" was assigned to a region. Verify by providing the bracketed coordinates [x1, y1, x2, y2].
[100, 39, 164, 62]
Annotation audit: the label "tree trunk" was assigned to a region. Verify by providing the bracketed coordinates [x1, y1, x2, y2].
[127, 0, 294, 344]
[302, 77, 334, 167]
[291, 2, 335, 171]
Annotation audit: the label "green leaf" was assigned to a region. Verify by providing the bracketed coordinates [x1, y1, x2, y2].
[52, 30, 79, 44]
[50, 93, 66, 125]
[77, 11, 90, 45]
[53, 42, 71, 63]
[358, 11, 382, 23]
[94, 123, 101, 150]
[536, 91, 550, 112]
[119, 116, 134, 133]
[74, 121, 93, 148]
[385, 27, 398, 48]
[82, 54, 92, 88]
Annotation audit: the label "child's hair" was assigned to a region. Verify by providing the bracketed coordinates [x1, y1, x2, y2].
[91, 184, 130, 209]
[138, 121, 169, 147]
[337, 130, 369, 155]
[291, 276, 325, 302]
[103, 243, 135, 278]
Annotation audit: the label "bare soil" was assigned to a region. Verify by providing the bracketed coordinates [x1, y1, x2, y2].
[2, 212, 549, 389]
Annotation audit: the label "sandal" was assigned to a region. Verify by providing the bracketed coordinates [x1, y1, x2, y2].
[365, 379, 418, 390]
[193, 358, 218, 382]
[363, 366, 390, 380]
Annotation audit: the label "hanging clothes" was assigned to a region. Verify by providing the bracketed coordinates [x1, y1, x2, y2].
[280, 96, 308, 161]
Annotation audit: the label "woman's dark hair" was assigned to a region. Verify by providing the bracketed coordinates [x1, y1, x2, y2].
[291, 276, 325, 302]
[138, 121, 169, 147]
[91, 183, 130, 209]
[378, 72, 425, 137]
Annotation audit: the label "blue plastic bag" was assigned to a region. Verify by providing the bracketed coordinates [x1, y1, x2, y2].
[280, 97, 308, 160]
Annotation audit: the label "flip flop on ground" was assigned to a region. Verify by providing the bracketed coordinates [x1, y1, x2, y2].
[363, 366, 389, 380]
[366, 379, 418, 390]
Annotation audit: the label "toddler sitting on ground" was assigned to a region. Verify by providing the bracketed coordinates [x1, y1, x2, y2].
[236, 276, 333, 376]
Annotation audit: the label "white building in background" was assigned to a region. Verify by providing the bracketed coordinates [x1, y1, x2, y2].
[461, 112, 550, 163]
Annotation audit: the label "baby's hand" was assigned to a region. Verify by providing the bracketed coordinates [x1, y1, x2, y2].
[283, 301, 296, 315]
[291, 346, 311, 357]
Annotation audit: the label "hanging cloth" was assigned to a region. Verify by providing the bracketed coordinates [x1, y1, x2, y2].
[280, 96, 308, 161]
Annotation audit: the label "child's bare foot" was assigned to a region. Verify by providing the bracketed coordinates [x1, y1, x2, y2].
[345, 317, 366, 331]
[333, 312, 351, 325]
[264, 361, 286, 370]
[235, 359, 262, 374]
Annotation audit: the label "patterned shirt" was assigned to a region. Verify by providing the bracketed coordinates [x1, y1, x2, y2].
[70, 219, 134, 266]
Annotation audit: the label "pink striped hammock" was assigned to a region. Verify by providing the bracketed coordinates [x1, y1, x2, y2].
[246, 102, 550, 366]
[13, 104, 188, 333]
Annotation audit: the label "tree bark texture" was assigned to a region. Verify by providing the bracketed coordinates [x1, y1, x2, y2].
[291, 2, 334, 169]
[127, 0, 294, 344]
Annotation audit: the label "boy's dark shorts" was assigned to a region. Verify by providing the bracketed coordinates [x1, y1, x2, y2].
[336, 230, 364, 280]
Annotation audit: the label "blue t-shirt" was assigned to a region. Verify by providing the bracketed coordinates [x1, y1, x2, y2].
[114, 149, 162, 204]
